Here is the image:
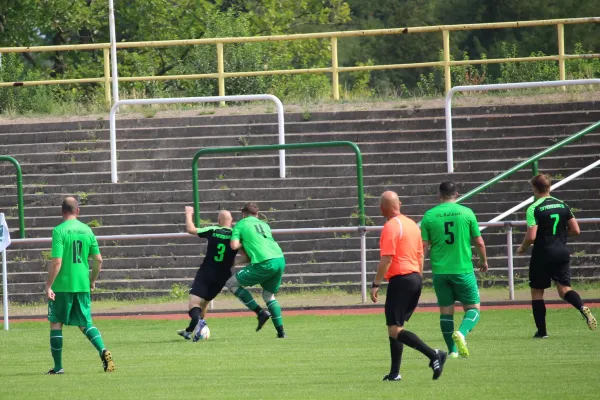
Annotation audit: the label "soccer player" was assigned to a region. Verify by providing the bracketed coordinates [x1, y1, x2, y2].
[45, 197, 114, 374]
[177, 207, 239, 341]
[226, 202, 286, 338]
[371, 191, 447, 381]
[421, 181, 488, 359]
[517, 174, 597, 337]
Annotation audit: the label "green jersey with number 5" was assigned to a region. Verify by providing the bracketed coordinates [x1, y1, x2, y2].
[232, 216, 283, 263]
[526, 196, 573, 263]
[51, 219, 101, 292]
[421, 202, 481, 274]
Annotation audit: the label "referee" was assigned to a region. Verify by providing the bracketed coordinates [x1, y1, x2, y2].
[517, 174, 597, 337]
[371, 191, 447, 381]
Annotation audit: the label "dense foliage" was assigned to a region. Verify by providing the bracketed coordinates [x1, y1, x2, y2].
[0, 1, 598, 113]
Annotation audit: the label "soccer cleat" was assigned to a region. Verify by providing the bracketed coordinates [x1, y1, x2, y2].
[429, 350, 447, 380]
[256, 310, 271, 332]
[276, 332, 287, 339]
[581, 306, 597, 331]
[177, 329, 192, 340]
[533, 331, 549, 339]
[448, 352, 459, 359]
[452, 331, 469, 358]
[192, 319, 207, 342]
[101, 349, 115, 372]
[382, 374, 401, 381]
[46, 368, 64, 375]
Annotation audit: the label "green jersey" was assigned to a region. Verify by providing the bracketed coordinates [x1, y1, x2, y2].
[421, 202, 481, 274]
[51, 219, 100, 292]
[231, 216, 283, 263]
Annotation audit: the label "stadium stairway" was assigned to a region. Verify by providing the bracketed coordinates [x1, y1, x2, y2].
[1, 100, 600, 302]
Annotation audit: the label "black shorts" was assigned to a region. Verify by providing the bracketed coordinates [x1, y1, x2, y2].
[529, 260, 571, 289]
[189, 266, 232, 301]
[385, 272, 422, 327]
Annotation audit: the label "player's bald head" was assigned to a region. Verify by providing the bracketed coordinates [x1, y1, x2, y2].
[62, 196, 79, 217]
[218, 210, 233, 227]
[380, 191, 401, 218]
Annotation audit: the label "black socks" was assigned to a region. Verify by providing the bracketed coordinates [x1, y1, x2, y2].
[388, 337, 404, 377]
[397, 330, 436, 360]
[531, 300, 547, 336]
[187, 307, 202, 332]
[563, 290, 584, 310]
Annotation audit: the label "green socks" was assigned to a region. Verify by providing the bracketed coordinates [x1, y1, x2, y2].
[84, 326, 106, 356]
[440, 314, 457, 353]
[459, 308, 480, 337]
[266, 299, 284, 329]
[50, 330, 63, 371]
[235, 287, 261, 314]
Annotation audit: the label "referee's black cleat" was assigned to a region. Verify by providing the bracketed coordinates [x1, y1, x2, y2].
[382, 374, 401, 381]
[429, 350, 447, 380]
[256, 310, 271, 332]
[101, 349, 115, 372]
[46, 368, 64, 375]
[533, 331, 549, 339]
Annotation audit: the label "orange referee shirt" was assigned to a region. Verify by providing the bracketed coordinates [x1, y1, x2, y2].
[379, 214, 423, 280]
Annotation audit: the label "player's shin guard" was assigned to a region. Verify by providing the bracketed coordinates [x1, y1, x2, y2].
[234, 287, 262, 314]
[187, 307, 202, 332]
[388, 337, 403, 377]
[266, 298, 284, 331]
[458, 309, 480, 337]
[440, 315, 457, 353]
[50, 330, 63, 371]
[83, 326, 106, 356]
[531, 300, 547, 336]
[563, 290, 584, 310]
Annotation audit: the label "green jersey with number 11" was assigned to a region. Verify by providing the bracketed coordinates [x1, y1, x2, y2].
[421, 202, 481, 274]
[51, 219, 101, 292]
[232, 216, 283, 263]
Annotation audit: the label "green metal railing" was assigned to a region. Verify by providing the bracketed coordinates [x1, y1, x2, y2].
[191, 141, 365, 226]
[457, 119, 600, 204]
[0, 156, 25, 238]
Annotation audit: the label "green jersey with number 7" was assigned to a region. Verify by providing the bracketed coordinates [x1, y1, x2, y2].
[526, 196, 574, 263]
[421, 202, 481, 274]
[231, 216, 283, 263]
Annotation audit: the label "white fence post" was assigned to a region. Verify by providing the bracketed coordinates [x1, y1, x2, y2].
[109, 94, 286, 183]
[444, 79, 600, 173]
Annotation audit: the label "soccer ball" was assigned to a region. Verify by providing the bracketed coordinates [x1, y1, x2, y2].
[198, 325, 210, 340]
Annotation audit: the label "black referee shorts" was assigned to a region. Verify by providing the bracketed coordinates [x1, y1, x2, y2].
[385, 272, 422, 327]
[189, 266, 232, 301]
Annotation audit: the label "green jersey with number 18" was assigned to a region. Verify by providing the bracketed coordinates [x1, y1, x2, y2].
[421, 202, 481, 274]
[232, 216, 283, 263]
[51, 219, 101, 292]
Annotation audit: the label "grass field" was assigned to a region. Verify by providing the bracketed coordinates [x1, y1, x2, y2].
[1, 308, 599, 400]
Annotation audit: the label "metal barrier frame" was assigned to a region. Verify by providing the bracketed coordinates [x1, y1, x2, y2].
[191, 141, 367, 301]
[109, 94, 286, 184]
[0, 156, 25, 238]
[444, 79, 600, 173]
[1, 17, 599, 102]
[5, 218, 600, 330]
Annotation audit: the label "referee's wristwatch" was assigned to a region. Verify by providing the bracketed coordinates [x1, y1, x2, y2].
[371, 282, 380, 288]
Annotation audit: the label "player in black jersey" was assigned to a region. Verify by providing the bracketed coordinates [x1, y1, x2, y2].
[177, 206, 243, 341]
[518, 174, 597, 337]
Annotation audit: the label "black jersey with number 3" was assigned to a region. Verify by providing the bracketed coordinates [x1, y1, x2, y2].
[197, 226, 238, 270]
[526, 196, 574, 263]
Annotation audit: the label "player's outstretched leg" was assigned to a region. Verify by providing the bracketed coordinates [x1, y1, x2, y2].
[452, 306, 480, 358]
[81, 325, 115, 372]
[263, 291, 285, 338]
[397, 329, 447, 380]
[559, 285, 597, 331]
[226, 276, 271, 330]
[48, 324, 64, 374]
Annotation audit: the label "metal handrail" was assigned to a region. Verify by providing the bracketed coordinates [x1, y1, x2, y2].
[0, 156, 25, 238]
[457, 119, 600, 204]
[0, 17, 599, 102]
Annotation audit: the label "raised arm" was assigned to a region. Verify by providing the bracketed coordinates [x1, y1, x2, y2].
[185, 206, 198, 235]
